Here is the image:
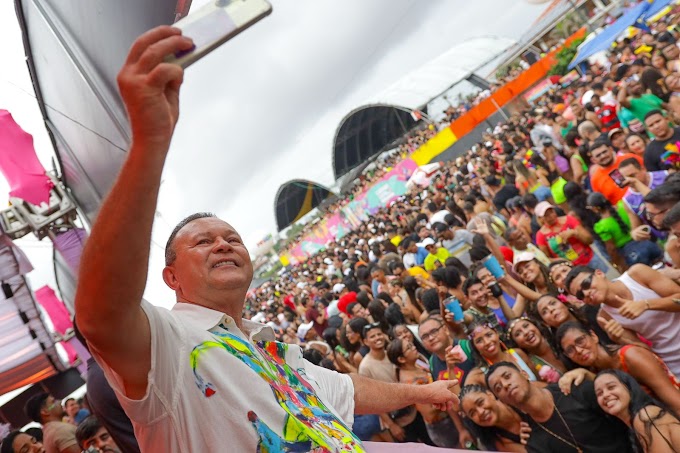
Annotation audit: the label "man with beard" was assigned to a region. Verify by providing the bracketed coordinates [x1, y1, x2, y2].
[75, 417, 121, 453]
[486, 362, 633, 453]
[588, 137, 642, 205]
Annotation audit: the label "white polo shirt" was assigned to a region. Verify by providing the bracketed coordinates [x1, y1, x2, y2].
[93, 300, 362, 452]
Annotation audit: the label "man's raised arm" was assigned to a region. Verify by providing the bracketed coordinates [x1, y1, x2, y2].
[75, 27, 193, 399]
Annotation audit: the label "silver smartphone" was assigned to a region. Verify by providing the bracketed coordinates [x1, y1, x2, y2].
[167, 0, 272, 68]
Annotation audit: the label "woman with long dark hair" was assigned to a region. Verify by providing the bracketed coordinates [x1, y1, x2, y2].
[507, 317, 566, 382]
[594, 370, 680, 452]
[0, 431, 44, 453]
[459, 385, 530, 452]
[322, 327, 357, 373]
[586, 192, 663, 269]
[341, 317, 370, 368]
[556, 322, 680, 414]
[465, 322, 537, 386]
[387, 338, 454, 448]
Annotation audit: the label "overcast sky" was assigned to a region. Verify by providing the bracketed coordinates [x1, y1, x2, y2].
[1, 0, 551, 307]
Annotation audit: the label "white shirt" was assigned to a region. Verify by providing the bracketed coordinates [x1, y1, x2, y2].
[93, 300, 361, 452]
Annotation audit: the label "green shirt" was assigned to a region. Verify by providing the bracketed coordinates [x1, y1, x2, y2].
[593, 204, 632, 249]
[424, 247, 450, 271]
[625, 94, 664, 123]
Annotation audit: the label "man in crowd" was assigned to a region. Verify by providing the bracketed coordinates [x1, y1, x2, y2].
[566, 265, 680, 375]
[75, 417, 121, 453]
[588, 137, 642, 205]
[63, 399, 89, 426]
[618, 157, 668, 240]
[24, 393, 79, 453]
[417, 317, 474, 448]
[643, 110, 680, 171]
[422, 238, 450, 271]
[74, 26, 457, 452]
[486, 362, 633, 453]
[303, 294, 327, 337]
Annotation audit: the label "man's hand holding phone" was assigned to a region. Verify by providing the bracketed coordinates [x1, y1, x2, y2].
[118, 27, 194, 151]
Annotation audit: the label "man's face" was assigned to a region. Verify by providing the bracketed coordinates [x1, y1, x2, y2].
[645, 113, 671, 139]
[163, 218, 253, 301]
[646, 201, 675, 229]
[487, 365, 531, 408]
[618, 163, 646, 184]
[567, 271, 607, 305]
[610, 132, 625, 151]
[627, 80, 643, 96]
[570, 101, 583, 116]
[590, 96, 601, 108]
[467, 283, 489, 308]
[507, 229, 529, 250]
[65, 399, 79, 417]
[418, 319, 450, 354]
[371, 269, 385, 283]
[662, 43, 680, 61]
[364, 328, 385, 351]
[42, 395, 65, 419]
[350, 304, 369, 319]
[81, 427, 121, 453]
[590, 144, 614, 167]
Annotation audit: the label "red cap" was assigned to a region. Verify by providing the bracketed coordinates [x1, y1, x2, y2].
[337, 291, 358, 314]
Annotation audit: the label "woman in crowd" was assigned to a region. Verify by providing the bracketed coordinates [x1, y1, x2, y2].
[595, 370, 680, 452]
[466, 322, 537, 385]
[507, 317, 566, 382]
[534, 201, 612, 273]
[387, 338, 459, 448]
[391, 323, 430, 359]
[511, 160, 553, 202]
[459, 385, 530, 452]
[557, 322, 680, 413]
[342, 317, 370, 368]
[322, 327, 357, 373]
[625, 133, 649, 158]
[586, 192, 663, 269]
[0, 431, 44, 453]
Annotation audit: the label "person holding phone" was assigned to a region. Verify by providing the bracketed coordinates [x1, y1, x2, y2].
[589, 137, 644, 206]
[74, 26, 459, 453]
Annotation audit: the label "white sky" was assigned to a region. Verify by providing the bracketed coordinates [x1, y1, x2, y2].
[0, 0, 552, 308]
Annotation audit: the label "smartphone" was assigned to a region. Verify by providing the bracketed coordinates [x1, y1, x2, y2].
[608, 168, 627, 188]
[167, 0, 272, 68]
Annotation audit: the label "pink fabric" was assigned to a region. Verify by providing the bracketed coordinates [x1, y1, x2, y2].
[35, 286, 72, 334]
[0, 110, 53, 205]
[34, 285, 77, 364]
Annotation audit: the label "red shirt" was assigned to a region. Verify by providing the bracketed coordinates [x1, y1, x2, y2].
[536, 215, 593, 266]
[590, 153, 643, 205]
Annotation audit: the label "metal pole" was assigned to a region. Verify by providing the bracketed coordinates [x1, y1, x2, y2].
[490, 98, 510, 121]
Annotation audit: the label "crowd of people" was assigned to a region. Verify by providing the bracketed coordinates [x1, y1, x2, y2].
[244, 11, 680, 453]
[4, 7, 680, 453]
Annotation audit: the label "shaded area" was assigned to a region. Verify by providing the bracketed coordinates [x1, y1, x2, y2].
[275, 180, 337, 231]
[333, 105, 415, 180]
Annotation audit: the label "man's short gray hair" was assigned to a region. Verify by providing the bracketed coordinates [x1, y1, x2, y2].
[164, 212, 217, 266]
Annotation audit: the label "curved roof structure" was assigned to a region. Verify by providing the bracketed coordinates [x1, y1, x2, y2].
[332, 36, 516, 179]
[15, 0, 191, 309]
[275, 180, 337, 231]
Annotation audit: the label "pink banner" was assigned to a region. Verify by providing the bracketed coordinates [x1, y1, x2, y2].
[0, 110, 53, 205]
[286, 159, 417, 262]
[34, 285, 77, 364]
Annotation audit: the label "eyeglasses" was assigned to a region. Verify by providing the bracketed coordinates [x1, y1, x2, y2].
[420, 325, 444, 342]
[644, 206, 670, 222]
[362, 322, 382, 335]
[574, 274, 593, 300]
[562, 334, 589, 357]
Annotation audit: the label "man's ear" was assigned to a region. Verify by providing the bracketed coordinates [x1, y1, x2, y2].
[162, 266, 179, 291]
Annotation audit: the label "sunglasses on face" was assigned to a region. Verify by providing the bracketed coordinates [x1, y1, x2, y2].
[574, 274, 593, 300]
